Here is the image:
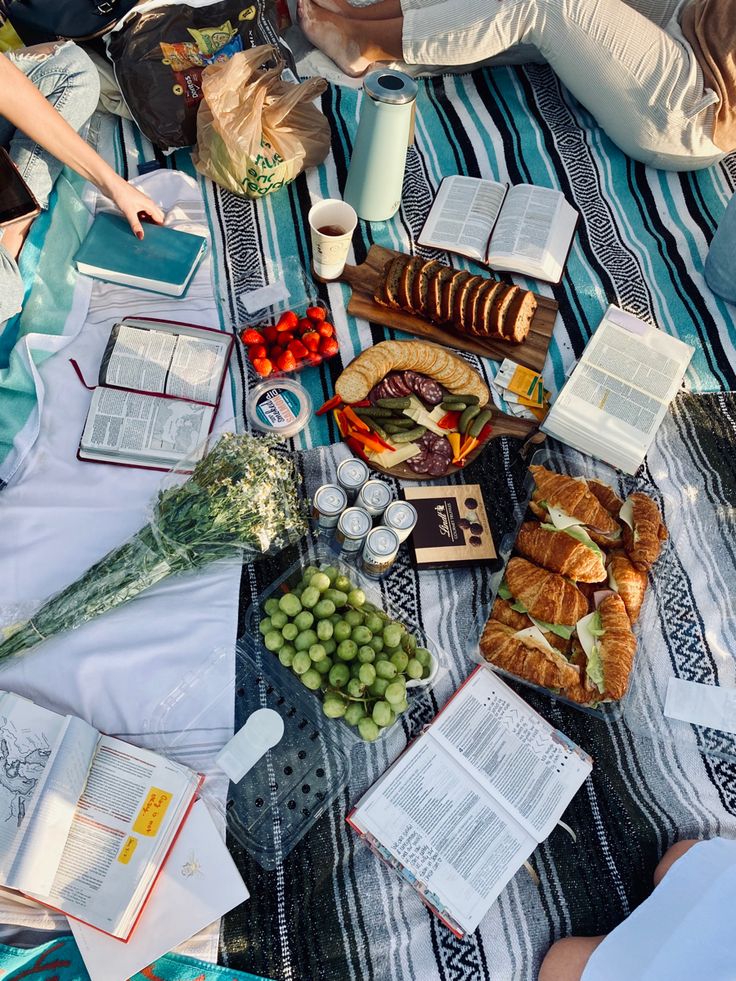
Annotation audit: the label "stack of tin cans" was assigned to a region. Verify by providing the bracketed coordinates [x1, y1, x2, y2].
[311, 458, 418, 578]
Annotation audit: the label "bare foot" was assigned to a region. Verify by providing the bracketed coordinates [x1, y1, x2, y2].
[298, 0, 375, 76]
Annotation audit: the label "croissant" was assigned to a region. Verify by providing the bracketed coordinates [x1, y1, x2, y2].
[607, 550, 648, 623]
[491, 598, 571, 653]
[515, 521, 606, 582]
[587, 479, 623, 517]
[595, 593, 637, 699]
[505, 557, 589, 626]
[529, 465, 622, 541]
[479, 619, 580, 689]
[622, 492, 668, 570]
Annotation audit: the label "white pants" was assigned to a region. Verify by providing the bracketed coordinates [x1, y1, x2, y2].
[401, 0, 724, 170]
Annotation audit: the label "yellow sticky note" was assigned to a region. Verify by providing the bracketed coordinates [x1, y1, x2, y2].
[118, 836, 138, 864]
[133, 788, 173, 837]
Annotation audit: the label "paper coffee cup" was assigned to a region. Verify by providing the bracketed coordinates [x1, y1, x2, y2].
[308, 199, 357, 280]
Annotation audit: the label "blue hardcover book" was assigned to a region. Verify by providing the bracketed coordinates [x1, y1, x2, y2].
[74, 212, 207, 297]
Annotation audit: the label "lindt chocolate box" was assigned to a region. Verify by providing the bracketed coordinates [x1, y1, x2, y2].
[401, 484, 496, 569]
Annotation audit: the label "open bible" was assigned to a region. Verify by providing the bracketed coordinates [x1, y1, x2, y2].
[542, 305, 695, 474]
[418, 175, 578, 283]
[78, 317, 232, 472]
[0, 691, 201, 940]
[347, 667, 592, 937]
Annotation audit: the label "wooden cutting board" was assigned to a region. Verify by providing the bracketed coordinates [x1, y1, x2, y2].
[338, 245, 557, 373]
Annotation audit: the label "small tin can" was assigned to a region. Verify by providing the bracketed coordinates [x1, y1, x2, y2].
[357, 479, 392, 518]
[336, 458, 370, 500]
[335, 506, 373, 553]
[361, 527, 400, 577]
[312, 484, 348, 531]
[381, 500, 418, 543]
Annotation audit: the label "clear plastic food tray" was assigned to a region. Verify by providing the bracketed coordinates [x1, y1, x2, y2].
[470, 446, 670, 722]
[242, 547, 443, 747]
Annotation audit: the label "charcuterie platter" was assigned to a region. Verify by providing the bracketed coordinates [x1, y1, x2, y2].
[330, 339, 544, 480]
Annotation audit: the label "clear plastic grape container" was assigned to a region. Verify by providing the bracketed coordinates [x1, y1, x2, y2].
[242, 548, 443, 747]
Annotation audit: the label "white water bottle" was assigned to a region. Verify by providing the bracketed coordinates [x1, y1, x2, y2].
[343, 69, 418, 222]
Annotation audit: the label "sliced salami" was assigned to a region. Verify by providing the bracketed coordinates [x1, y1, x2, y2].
[416, 377, 444, 405]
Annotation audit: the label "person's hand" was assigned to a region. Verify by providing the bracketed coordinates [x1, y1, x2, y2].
[107, 178, 165, 239]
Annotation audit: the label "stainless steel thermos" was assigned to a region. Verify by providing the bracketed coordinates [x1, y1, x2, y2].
[343, 68, 419, 222]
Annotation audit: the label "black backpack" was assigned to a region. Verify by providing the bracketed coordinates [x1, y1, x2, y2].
[2, 0, 139, 44]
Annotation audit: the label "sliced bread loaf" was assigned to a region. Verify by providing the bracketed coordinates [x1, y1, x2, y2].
[451, 274, 485, 331]
[501, 288, 537, 343]
[398, 256, 425, 312]
[425, 265, 457, 323]
[377, 255, 411, 309]
[486, 284, 520, 337]
[439, 270, 471, 324]
[472, 281, 507, 335]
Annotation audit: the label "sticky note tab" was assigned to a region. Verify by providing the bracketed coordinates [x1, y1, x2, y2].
[664, 678, 736, 734]
[133, 788, 173, 836]
[217, 708, 284, 784]
[118, 836, 138, 864]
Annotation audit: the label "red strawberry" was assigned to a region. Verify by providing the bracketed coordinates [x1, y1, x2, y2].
[302, 331, 320, 352]
[279, 333, 294, 347]
[288, 338, 309, 359]
[307, 353, 323, 367]
[277, 350, 297, 372]
[320, 337, 339, 357]
[263, 325, 279, 344]
[241, 328, 264, 345]
[247, 343, 267, 361]
[252, 357, 272, 377]
[269, 345, 284, 360]
[306, 305, 326, 322]
[296, 318, 313, 334]
[317, 321, 334, 338]
[276, 310, 299, 331]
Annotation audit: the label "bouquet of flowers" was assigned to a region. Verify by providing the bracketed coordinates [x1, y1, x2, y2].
[0, 433, 306, 661]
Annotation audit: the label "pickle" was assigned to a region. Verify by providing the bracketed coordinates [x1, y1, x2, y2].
[384, 421, 417, 434]
[440, 400, 466, 411]
[364, 418, 390, 440]
[376, 397, 411, 409]
[444, 393, 480, 405]
[459, 404, 482, 434]
[469, 408, 492, 438]
[391, 425, 427, 443]
[353, 406, 393, 418]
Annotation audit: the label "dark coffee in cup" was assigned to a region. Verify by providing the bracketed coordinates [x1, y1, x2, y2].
[318, 224, 347, 236]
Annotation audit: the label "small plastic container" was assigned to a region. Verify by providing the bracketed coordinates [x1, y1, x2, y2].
[239, 255, 339, 376]
[470, 447, 668, 722]
[247, 378, 312, 438]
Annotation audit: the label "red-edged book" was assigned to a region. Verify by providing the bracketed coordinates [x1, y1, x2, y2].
[0, 690, 202, 941]
[347, 666, 592, 937]
[77, 316, 233, 474]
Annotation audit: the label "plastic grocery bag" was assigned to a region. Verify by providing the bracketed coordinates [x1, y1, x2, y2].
[193, 44, 331, 198]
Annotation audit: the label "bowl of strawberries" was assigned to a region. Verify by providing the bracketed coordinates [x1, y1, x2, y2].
[240, 303, 339, 378]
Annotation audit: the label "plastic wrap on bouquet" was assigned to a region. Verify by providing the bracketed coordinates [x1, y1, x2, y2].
[0, 433, 307, 662]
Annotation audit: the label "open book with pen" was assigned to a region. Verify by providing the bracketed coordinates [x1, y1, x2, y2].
[0, 691, 202, 940]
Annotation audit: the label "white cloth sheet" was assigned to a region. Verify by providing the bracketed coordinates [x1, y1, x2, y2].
[0, 172, 239, 963]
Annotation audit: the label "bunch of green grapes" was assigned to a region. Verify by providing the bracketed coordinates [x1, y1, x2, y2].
[259, 564, 433, 742]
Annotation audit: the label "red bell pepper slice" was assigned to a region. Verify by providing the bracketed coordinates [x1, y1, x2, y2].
[317, 394, 342, 416]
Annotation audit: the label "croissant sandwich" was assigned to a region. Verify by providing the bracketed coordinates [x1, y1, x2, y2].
[572, 593, 637, 700]
[491, 598, 571, 654]
[515, 520, 607, 583]
[620, 492, 668, 570]
[503, 557, 589, 630]
[528, 465, 622, 544]
[607, 550, 648, 623]
[479, 618, 580, 690]
[587, 479, 624, 517]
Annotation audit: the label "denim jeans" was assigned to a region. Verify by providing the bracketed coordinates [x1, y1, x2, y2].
[704, 194, 736, 305]
[0, 42, 99, 324]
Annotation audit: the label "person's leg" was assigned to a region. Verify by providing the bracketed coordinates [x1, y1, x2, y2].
[539, 936, 607, 981]
[653, 838, 699, 886]
[299, 0, 403, 74]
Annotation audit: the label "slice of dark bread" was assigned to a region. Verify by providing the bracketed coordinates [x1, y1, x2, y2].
[501, 288, 537, 343]
[451, 274, 485, 331]
[376, 255, 411, 309]
[487, 284, 520, 337]
[472, 281, 507, 335]
[439, 270, 471, 324]
[411, 259, 443, 316]
[425, 265, 457, 323]
[398, 256, 425, 312]
[460, 278, 489, 334]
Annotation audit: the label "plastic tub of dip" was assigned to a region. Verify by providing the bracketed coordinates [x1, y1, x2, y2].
[247, 378, 312, 438]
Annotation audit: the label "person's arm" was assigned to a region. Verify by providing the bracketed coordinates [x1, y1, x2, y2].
[0, 55, 164, 238]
